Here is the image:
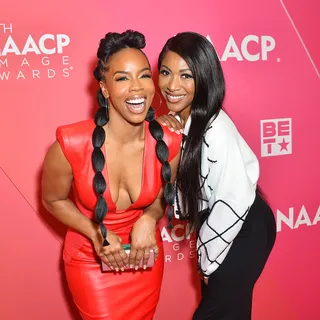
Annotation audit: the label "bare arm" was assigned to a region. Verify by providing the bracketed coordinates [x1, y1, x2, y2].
[42, 141, 127, 271]
[41, 141, 98, 240]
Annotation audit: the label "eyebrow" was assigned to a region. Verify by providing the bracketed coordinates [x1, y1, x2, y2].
[161, 64, 192, 73]
[113, 67, 151, 76]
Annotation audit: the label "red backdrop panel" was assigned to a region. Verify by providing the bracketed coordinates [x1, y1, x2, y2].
[0, 1, 319, 319]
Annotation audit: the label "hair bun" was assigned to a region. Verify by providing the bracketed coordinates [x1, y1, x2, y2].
[97, 30, 146, 61]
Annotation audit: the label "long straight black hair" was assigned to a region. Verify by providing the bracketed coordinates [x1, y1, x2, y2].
[158, 32, 225, 225]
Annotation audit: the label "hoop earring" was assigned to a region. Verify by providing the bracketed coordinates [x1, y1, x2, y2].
[152, 91, 163, 113]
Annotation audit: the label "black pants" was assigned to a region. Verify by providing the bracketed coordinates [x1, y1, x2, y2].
[193, 194, 277, 320]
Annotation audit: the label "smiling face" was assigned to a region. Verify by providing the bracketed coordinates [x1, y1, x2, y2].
[158, 50, 195, 120]
[99, 48, 155, 124]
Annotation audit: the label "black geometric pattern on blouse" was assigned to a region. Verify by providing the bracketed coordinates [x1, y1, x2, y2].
[199, 172, 209, 190]
[197, 200, 249, 251]
[197, 203, 250, 276]
[198, 120, 240, 277]
[199, 197, 209, 202]
[203, 136, 209, 147]
[198, 251, 221, 277]
[197, 204, 250, 276]
[199, 245, 227, 265]
[203, 126, 217, 162]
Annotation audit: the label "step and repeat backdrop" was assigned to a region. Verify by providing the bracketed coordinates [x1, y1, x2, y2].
[1, 0, 319, 319]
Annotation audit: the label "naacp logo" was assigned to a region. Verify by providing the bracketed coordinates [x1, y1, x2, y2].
[277, 205, 320, 232]
[0, 23, 73, 80]
[161, 224, 196, 263]
[261, 118, 292, 157]
[206, 34, 277, 62]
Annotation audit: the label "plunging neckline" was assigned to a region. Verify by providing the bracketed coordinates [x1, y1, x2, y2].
[102, 121, 148, 212]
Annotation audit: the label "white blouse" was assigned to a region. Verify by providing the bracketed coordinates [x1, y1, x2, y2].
[175, 110, 259, 277]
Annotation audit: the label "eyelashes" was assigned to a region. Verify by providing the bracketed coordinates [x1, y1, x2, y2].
[159, 69, 193, 79]
[141, 74, 152, 79]
[115, 76, 129, 81]
[115, 73, 152, 82]
[159, 69, 169, 76]
[181, 74, 193, 79]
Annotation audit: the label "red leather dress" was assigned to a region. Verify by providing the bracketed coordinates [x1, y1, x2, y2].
[56, 120, 181, 320]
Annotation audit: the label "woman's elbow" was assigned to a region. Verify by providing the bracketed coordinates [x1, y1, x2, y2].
[41, 197, 56, 214]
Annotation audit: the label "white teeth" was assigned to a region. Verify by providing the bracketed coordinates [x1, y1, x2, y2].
[126, 98, 145, 104]
[168, 95, 184, 100]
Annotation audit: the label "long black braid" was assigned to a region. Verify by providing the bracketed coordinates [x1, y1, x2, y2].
[92, 30, 175, 247]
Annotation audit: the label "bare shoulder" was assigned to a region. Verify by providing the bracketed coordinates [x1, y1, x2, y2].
[43, 141, 72, 175]
[42, 141, 73, 202]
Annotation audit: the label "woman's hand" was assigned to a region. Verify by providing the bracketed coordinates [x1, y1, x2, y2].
[91, 226, 129, 272]
[129, 215, 159, 270]
[156, 114, 184, 134]
[199, 271, 209, 285]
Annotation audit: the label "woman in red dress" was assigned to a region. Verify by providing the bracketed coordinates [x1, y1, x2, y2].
[41, 30, 181, 320]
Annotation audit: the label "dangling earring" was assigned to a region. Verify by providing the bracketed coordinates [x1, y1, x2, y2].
[97, 88, 107, 107]
[106, 98, 110, 121]
[153, 91, 163, 114]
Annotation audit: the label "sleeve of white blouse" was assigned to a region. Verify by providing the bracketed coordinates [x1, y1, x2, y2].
[197, 122, 259, 277]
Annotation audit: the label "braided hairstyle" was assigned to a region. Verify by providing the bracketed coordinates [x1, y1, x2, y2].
[92, 30, 175, 247]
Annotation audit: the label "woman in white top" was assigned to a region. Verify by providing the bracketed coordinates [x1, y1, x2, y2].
[157, 32, 276, 320]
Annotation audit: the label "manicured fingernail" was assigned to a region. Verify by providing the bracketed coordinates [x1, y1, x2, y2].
[120, 267, 124, 272]
[130, 264, 134, 269]
[115, 268, 119, 272]
[135, 266, 138, 270]
[176, 131, 180, 134]
[110, 266, 114, 270]
[143, 265, 147, 270]
[170, 128, 174, 132]
[180, 129, 184, 133]
[162, 122, 166, 126]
